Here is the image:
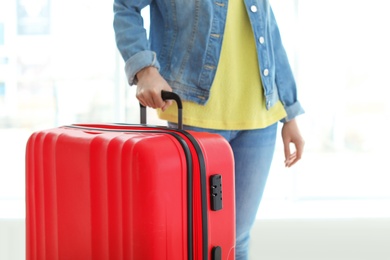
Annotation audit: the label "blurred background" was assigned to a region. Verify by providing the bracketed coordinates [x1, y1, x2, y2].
[0, 0, 389, 259]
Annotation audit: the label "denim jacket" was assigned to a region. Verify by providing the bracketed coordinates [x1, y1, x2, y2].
[113, 0, 304, 122]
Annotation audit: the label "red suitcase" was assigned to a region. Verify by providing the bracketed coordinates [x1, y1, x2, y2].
[26, 92, 235, 260]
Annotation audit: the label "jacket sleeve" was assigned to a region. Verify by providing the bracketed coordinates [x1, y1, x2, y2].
[269, 7, 304, 122]
[113, 0, 160, 85]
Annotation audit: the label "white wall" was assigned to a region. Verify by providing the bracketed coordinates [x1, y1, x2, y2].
[250, 218, 390, 260]
[0, 219, 24, 260]
[2, 218, 390, 260]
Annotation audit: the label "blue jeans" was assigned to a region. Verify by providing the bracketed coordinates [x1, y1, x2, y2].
[169, 122, 278, 260]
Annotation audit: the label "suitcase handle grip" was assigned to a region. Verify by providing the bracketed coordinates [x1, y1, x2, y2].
[140, 91, 183, 130]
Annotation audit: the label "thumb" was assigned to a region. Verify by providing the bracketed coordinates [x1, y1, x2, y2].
[161, 100, 173, 112]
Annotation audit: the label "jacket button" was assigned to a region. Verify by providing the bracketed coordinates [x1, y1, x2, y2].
[259, 36, 265, 44]
[250, 5, 258, 12]
[263, 69, 269, 76]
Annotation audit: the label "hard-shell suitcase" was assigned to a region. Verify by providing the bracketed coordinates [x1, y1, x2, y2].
[26, 92, 235, 260]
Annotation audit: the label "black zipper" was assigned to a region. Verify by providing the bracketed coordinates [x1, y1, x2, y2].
[113, 123, 209, 260]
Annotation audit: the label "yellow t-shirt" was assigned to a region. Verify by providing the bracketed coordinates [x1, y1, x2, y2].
[158, 0, 286, 130]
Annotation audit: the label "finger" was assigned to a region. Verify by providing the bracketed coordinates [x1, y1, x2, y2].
[138, 89, 162, 109]
[161, 100, 173, 112]
[136, 87, 148, 107]
[295, 141, 304, 161]
[286, 156, 298, 167]
[285, 151, 296, 163]
[283, 141, 291, 163]
[286, 141, 304, 167]
[285, 151, 296, 167]
[150, 93, 160, 109]
[152, 87, 174, 108]
[287, 157, 300, 167]
[136, 93, 146, 107]
[288, 141, 304, 167]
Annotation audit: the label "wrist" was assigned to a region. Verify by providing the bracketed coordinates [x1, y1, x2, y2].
[284, 118, 296, 125]
[136, 66, 158, 82]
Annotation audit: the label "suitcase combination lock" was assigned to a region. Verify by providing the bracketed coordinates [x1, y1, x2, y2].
[210, 174, 223, 211]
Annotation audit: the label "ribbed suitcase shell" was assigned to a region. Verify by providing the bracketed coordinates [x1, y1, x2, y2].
[26, 124, 235, 260]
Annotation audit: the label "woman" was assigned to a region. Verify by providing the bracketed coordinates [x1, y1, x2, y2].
[113, 1, 305, 259]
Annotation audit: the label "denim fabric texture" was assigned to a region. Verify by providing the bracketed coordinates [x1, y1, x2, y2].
[113, 0, 304, 122]
[169, 122, 278, 260]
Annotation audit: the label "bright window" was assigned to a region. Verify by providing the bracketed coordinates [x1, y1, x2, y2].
[0, 23, 5, 45]
[260, 0, 390, 219]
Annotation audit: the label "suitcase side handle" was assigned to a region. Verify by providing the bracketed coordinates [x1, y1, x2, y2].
[140, 91, 183, 130]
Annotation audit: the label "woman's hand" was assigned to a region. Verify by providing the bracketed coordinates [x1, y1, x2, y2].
[136, 67, 173, 111]
[281, 118, 305, 167]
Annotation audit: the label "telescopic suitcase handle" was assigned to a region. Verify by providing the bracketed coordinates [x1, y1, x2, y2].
[140, 91, 183, 130]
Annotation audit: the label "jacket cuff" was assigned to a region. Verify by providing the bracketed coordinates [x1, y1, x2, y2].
[280, 100, 305, 123]
[125, 50, 161, 85]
